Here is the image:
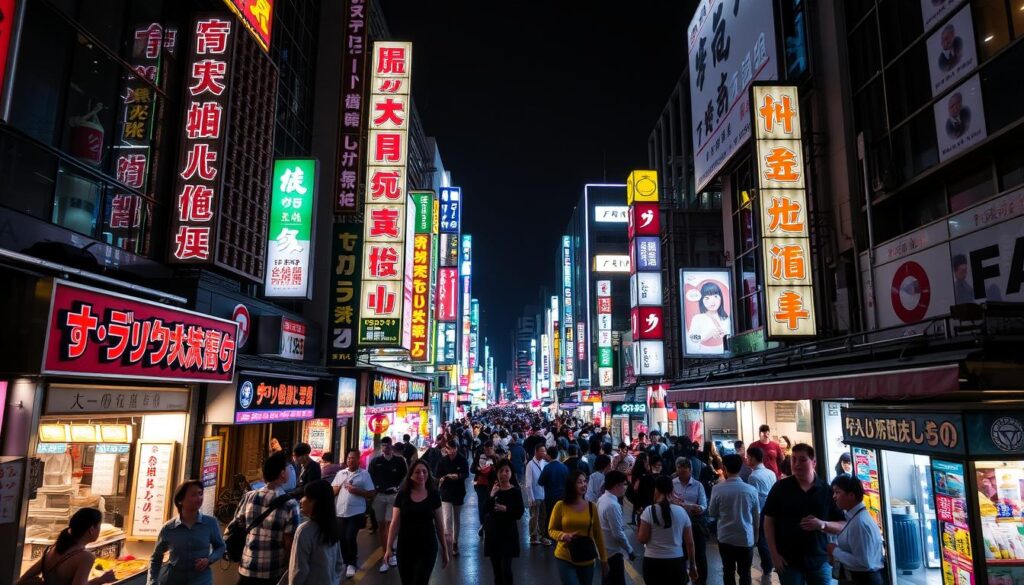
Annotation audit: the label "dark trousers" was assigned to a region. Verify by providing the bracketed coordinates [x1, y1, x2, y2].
[238, 576, 278, 585]
[719, 542, 754, 585]
[756, 513, 772, 573]
[489, 554, 515, 585]
[642, 556, 688, 584]
[691, 521, 709, 584]
[603, 553, 626, 585]
[843, 570, 884, 585]
[475, 485, 491, 524]
[338, 513, 364, 566]
[397, 543, 437, 585]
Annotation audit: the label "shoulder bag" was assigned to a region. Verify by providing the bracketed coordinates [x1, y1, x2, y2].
[224, 492, 290, 562]
[567, 502, 599, 563]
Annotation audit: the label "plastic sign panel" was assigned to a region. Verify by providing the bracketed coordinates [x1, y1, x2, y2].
[633, 340, 666, 376]
[593, 255, 631, 273]
[627, 169, 664, 377]
[680, 269, 734, 357]
[633, 237, 662, 272]
[752, 85, 816, 338]
[594, 206, 629, 223]
[221, 0, 273, 53]
[234, 373, 315, 424]
[436, 322, 457, 365]
[327, 224, 362, 367]
[561, 235, 574, 386]
[409, 191, 435, 362]
[629, 203, 661, 239]
[689, 0, 779, 192]
[360, 42, 413, 347]
[631, 272, 663, 307]
[265, 158, 316, 298]
[336, 0, 368, 213]
[439, 187, 462, 233]
[597, 280, 613, 388]
[169, 16, 235, 264]
[436, 267, 459, 322]
[626, 170, 659, 205]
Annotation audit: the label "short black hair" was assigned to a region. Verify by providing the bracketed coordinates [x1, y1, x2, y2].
[604, 470, 628, 490]
[380, 436, 393, 446]
[831, 475, 865, 500]
[321, 451, 334, 463]
[173, 479, 203, 514]
[345, 449, 360, 459]
[723, 454, 743, 475]
[403, 434, 411, 442]
[546, 446, 559, 460]
[792, 443, 815, 459]
[759, 424, 771, 433]
[263, 451, 289, 483]
[293, 443, 311, 457]
[746, 446, 764, 463]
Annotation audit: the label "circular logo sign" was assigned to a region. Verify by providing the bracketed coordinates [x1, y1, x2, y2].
[232, 303, 251, 347]
[990, 417, 1024, 452]
[239, 381, 254, 409]
[890, 261, 931, 323]
[635, 176, 658, 197]
[367, 414, 391, 435]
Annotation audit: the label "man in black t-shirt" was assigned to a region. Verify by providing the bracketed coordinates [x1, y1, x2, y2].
[763, 443, 845, 585]
[369, 437, 408, 573]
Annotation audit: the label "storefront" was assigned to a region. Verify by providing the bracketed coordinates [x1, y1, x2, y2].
[609, 401, 648, 447]
[2, 278, 238, 583]
[843, 407, 1024, 585]
[356, 371, 430, 466]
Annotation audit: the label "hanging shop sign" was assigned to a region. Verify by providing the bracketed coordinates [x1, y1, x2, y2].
[199, 436, 222, 516]
[42, 280, 238, 383]
[265, 158, 317, 298]
[436, 267, 459, 322]
[327, 223, 362, 367]
[593, 255, 631, 273]
[129, 441, 175, 539]
[751, 84, 817, 338]
[680, 269, 733, 357]
[409, 191, 436, 362]
[336, 0, 368, 213]
[628, 202, 660, 239]
[439, 187, 462, 233]
[234, 373, 315, 424]
[842, 409, 964, 456]
[337, 376, 357, 420]
[562, 235, 575, 386]
[436, 321, 457, 365]
[358, 41, 414, 348]
[627, 170, 664, 377]
[612, 402, 647, 417]
[595, 206, 629, 223]
[221, 0, 273, 53]
[688, 0, 779, 192]
[597, 280, 613, 388]
[45, 386, 190, 415]
[256, 316, 306, 361]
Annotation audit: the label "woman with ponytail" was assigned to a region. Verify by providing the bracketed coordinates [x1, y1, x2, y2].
[637, 476, 698, 584]
[18, 508, 115, 585]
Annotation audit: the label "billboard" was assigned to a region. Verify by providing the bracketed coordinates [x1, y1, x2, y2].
[409, 191, 435, 362]
[925, 5, 976, 97]
[680, 269, 733, 357]
[336, 0, 369, 213]
[935, 74, 986, 163]
[440, 187, 462, 233]
[688, 0, 779, 192]
[265, 158, 317, 298]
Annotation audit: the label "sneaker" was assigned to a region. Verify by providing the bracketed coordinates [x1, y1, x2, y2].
[388, 554, 398, 567]
[345, 565, 357, 579]
[378, 562, 389, 574]
[541, 537, 554, 546]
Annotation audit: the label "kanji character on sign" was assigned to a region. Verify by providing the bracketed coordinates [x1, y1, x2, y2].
[711, 2, 730, 66]
[181, 143, 218, 181]
[769, 244, 806, 280]
[774, 290, 810, 330]
[369, 207, 401, 238]
[378, 79, 403, 93]
[280, 167, 308, 194]
[173, 226, 210, 260]
[763, 146, 800, 182]
[369, 170, 401, 200]
[189, 60, 227, 96]
[376, 46, 407, 75]
[373, 97, 405, 126]
[195, 19, 231, 55]
[248, 0, 272, 34]
[759, 94, 795, 134]
[178, 184, 215, 222]
[367, 284, 396, 314]
[185, 102, 223, 139]
[274, 228, 304, 254]
[117, 155, 147, 189]
[766, 196, 804, 233]
[135, 23, 164, 60]
[373, 133, 403, 163]
[367, 246, 399, 277]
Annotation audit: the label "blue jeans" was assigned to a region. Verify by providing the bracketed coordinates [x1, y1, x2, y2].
[556, 558, 596, 585]
[756, 513, 772, 573]
[779, 560, 832, 585]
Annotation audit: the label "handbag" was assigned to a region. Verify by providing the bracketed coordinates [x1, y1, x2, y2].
[225, 492, 290, 562]
[566, 502, 598, 563]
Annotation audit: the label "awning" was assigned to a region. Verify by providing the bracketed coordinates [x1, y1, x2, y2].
[665, 364, 961, 403]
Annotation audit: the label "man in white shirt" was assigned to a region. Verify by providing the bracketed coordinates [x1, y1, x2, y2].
[672, 457, 708, 585]
[524, 443, 552, 546]
[709, 454, 760, 585]
[332, 449, 376, 579]
[827, 475, 884, 584]
[598, 471, 634, 585]
[745, 445, 777, 577]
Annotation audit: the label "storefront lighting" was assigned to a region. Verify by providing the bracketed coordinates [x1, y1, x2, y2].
[69, 424, 99, 442]
[39, 424, 71, 442]
[100, 424, 132, 443]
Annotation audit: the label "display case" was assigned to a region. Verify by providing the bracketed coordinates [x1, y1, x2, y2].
[975, 461, 1024, 585]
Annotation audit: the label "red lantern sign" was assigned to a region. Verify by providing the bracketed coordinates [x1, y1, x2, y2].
[367, 414, 391, 435]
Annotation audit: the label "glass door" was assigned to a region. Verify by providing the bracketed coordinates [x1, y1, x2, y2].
[881, 450, 945, 585]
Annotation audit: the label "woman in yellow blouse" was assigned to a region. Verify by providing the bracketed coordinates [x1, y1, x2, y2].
[548, 470, 609, 584]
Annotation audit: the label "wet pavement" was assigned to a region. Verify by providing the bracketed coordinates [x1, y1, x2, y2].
[212, 485, 789, 585]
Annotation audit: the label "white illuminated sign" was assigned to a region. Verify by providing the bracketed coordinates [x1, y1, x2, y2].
[594, 206, 629, 223]
[593, 255, 631, 273]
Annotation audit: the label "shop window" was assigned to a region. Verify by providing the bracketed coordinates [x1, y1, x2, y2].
[980, 39, 1024, 131]
[885, 44, 932, 126]
[892, 109, 939, 181]
[975, 461, 1024, 584]
[948, 163, 995, 212]
[854, 78, 887, 142]
[880, 451, 943, 585]
[781, 0, 809, 80]
[848, 14, 882, 91]
[878, 0, 925, 62]
[973, 0, 1011, 60]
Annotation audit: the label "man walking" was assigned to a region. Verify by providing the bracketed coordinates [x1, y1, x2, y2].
[746, 446, 777, 579]
[763, 444, 845, 585]
[368, 436, 408, 573]
[598, 471, 634, 585]
[332, 449, 376, 579]
[755, 425, 785, 479]
[537, 445, 568, 538]
[709, 454, 760, 585]
[672, 457, 709, 585]
[732, 441, 752, 482]
[524, 443, 551, 546]
[509, 433, 527, 485]
[437, 440, 469, 557]
[229, 451, 300, 585]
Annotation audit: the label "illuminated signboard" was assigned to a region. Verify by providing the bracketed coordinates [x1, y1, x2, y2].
[751, 85, 817, 338]
[169, 16, 235, 265]
[561, 235, 574, 386]
[612, 402, 647, 416]
[234, 373, 315, 424]
[221, 0, 273, 53]
[409, 191, 435, 362]
[436, 322, 457, 365]
[265, 158, 317, 298]
[594, 206, 629, 223]
[593, 255, 631, 273]
[436, 267, 459, 322]
[359, 42, 413, 347]
[627, 170, 664, 377]
[460, 235, 472, 391]
[597, 280, 613, 388]
[625, 169, 659, 205]
[327, 223, 362, 367]
[440, 187, 462, 233]
[336, 0, 368, 213]
[680, 269, 734, 357]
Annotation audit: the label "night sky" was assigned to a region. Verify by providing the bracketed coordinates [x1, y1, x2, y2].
[380, 1, 696, 380]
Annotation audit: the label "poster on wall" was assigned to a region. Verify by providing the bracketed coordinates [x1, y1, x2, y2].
[920, 0, 964, 32]
[852, 447, 883, 531]
[0, 458, 23, 524]
[200, 436, 221, 517]
[130, 442, 175, 539]
[302, 419, 332, 460]
[932, 459, 974, 585]
[680, 269, 733, 357]
[925, 4, 976, 97]
[935, 74, 986, 163]
[948, 215, 1024, 305]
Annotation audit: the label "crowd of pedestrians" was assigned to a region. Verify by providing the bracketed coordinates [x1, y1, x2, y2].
[121, 406, 885, 585]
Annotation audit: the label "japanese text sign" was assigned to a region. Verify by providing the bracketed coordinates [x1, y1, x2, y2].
[328, 223, 362, 367]
[842, 409, 965, 456]
[632, 237, 662, 272]
[752, 85, 816, 338]
[597, 280, 613, 388]
[440, 187, 462, 233]
[409, 194, 434, 362]
[631, 306, 665, 340]
[265, 158, 317, 298]
[43, 280, 238, 383]
[130, 442, 174, 538]
[689, 0, 778, 192]
[628, 203, 661, 239]
[593, 255, 631, 273]
[235, 373, 315, 423]
[626, 170, 659, 205]
[336, 0, 368, 212]
[359, 42, 413, 348]
[562, 235, 574, 386]
[169, 16, 234, 264]
[222, 0, 273, 53]
[627, 169, 664, 377]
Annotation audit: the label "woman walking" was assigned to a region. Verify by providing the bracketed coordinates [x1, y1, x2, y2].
[147, 480, 225, 585]
[281, 480, 344, 585]
[628, 453, 652, 525]
[637, 476, 699, 584]
[18, 508, 115, 585]
[549, 470, 608, 585]
[386, 459, 450, 585]
[483, 459, 525, 585]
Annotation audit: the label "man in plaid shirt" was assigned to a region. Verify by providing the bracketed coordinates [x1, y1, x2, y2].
[230, 451, 300, 585]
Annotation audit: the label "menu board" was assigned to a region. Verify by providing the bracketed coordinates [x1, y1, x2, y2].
[130, 442, 175, 539]
[932, 459, 974, 585]
[91, 453, 118, 496]
[200, 437, 222, 517]
[853, 447, 883, 530]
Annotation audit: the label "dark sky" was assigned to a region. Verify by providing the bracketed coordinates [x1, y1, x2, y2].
[379, 1, 695, 381]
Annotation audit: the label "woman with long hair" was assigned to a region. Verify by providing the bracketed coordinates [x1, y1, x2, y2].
[549, 470, 608, 585]
[483, 459, 525, 585]
[386, 459, 450, 585]
[281, 479, 344, 585]
[628, 452, 652, 525]
[637, 476, 698, 584]
[18, 508, 115, 585]
[147, 479, 225, 584]
[779, 435, 794, 477]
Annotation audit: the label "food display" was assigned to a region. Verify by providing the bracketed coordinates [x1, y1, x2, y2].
[90, 557, 148, 581]
[977, 462, 1024, 584]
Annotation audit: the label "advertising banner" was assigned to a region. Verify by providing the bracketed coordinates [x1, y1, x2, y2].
[409, 191, 435, 362]
[439, 187, 462, 233]
[935, 74, 986, 163]
[234, 373, 315, 423]
[265, 158, 317, 298]
[327, 223, 362, 367]
[336, 0, 368, 213]
[680, 269, 733, 357]
[221, 0, 273, 52]
[337, 377, 356, 420]
[925, 5, 976, 97]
